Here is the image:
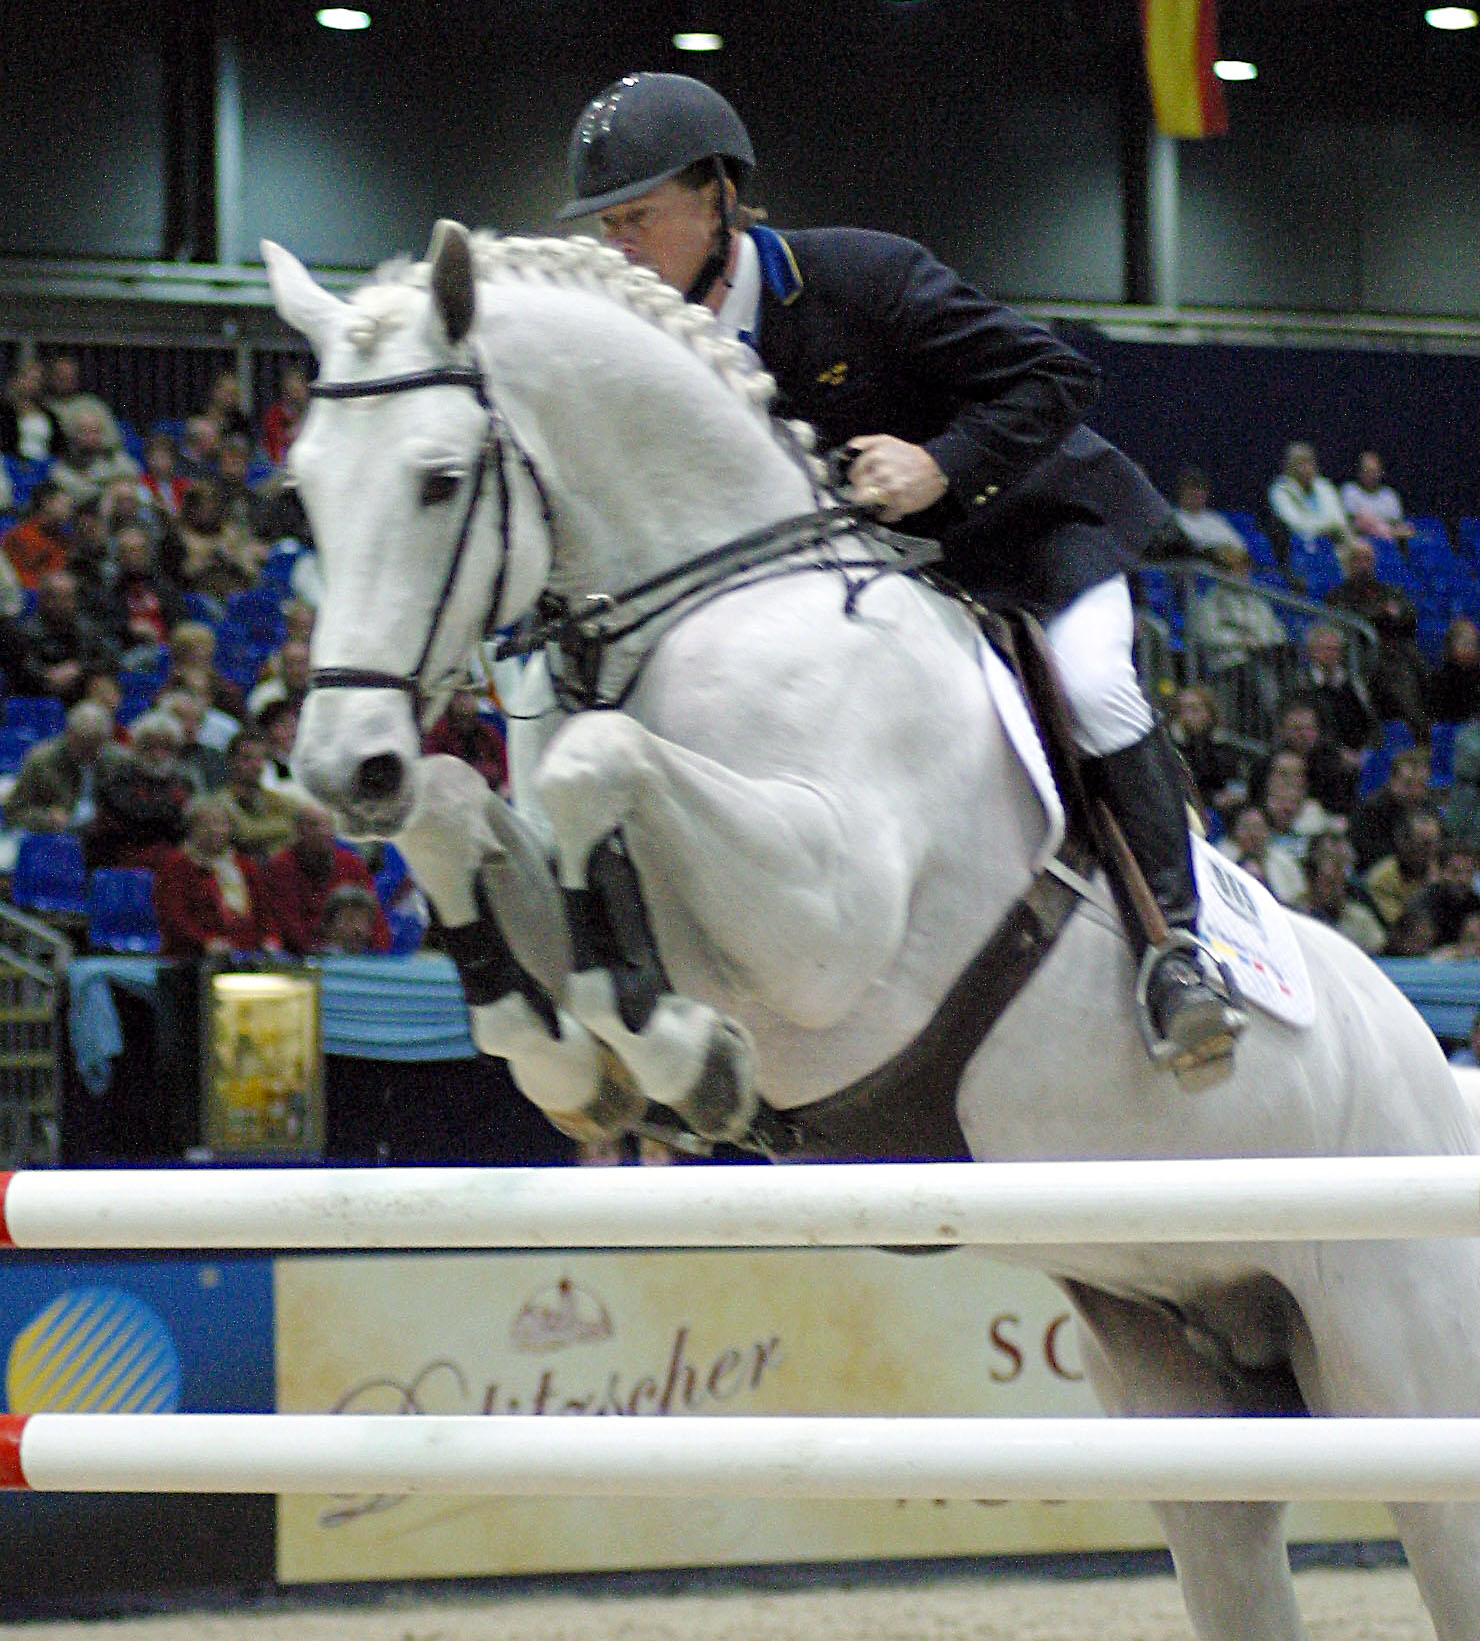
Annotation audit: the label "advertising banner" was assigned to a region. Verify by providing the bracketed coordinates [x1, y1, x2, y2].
[275, 1247, 1387, 1584]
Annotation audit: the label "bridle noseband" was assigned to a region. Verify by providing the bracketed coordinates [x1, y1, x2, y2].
[305, 363, 550, 717]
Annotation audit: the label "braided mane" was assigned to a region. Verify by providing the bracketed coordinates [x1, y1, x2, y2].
[357, 233, 819, 465]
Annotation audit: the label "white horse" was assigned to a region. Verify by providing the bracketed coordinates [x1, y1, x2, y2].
[266, 221, 1480, 1641]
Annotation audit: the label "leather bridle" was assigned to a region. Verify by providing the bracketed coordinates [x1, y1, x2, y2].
[305, 363, 551, 719]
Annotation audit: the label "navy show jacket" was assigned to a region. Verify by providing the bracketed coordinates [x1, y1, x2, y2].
[751, 224, 1174, 615]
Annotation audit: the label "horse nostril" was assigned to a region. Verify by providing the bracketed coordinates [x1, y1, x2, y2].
[355, 752, 405, 804]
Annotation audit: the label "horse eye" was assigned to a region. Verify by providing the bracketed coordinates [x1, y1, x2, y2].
[420, 471, 460, 507]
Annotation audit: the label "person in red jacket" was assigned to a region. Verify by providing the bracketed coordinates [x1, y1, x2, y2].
[153, 794, 280, 957]
[421, 684, 508, 794]
[256, 800, 390, 956]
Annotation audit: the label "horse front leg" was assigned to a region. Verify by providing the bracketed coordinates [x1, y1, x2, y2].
[532, 712, 911, 1139]
[395, 755, 643, 1142]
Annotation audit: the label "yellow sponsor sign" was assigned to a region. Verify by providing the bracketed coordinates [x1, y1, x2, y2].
[274, 1247, 1387, 1584]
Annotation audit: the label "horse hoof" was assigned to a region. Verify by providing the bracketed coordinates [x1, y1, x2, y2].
[671, 1020, 759, 1142]
[544, 1048, 647, 1143]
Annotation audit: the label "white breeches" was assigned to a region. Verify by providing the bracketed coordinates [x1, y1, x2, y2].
[1043, 574, 1155, 756]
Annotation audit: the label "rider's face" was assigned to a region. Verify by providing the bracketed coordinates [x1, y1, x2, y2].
[599, 179, 719, 296]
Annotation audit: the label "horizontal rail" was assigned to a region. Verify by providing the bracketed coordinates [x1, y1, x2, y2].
[5, 1414, 1480, 1500]
[4, 1157, 1480, 1251]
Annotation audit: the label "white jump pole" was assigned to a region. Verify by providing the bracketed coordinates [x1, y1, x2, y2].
[5, 1157, 1480, 1252]
[6, 1413, 1480, 1501]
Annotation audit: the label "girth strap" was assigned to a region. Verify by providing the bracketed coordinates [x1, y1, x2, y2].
[756, 837, 1094, 1162]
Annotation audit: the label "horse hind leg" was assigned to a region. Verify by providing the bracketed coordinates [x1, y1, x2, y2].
[1063, 1280, 1309, 1641]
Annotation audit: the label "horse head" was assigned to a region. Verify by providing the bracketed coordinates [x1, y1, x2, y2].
[265, 220, 818, 837]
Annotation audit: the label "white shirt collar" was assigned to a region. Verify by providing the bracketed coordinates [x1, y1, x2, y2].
[713, 230, 761, 342]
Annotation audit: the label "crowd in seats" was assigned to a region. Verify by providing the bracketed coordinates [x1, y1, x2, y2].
[1164, 440, 1480, 963]
[0, 347, 502, 966]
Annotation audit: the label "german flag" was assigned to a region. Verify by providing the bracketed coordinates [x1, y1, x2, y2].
[1141, 0, 1229, 138]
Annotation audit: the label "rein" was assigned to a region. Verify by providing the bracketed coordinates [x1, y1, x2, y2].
[305, 358, 939, 719]
[306, 363, 552, 718]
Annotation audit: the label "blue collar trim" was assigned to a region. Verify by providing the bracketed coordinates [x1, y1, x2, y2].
[750, 225, 803, 306]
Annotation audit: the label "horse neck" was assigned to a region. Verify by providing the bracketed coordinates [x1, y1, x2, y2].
[478, 288, 818, 600]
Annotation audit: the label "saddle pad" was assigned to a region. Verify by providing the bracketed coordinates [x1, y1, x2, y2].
[977, 636, 1066, 868]
[1194, 838, 1316, 1030]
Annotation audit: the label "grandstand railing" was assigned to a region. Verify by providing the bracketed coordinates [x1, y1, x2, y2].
[1134, 558, 1378, 756]
[0, 903, 72, 1167]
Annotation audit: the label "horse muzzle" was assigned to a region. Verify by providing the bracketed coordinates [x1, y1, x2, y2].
[294, 685, 421, 838]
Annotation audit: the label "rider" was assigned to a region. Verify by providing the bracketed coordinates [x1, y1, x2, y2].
[556, 72, 1244, 1070]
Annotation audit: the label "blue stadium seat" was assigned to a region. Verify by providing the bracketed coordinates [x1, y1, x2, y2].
[86, 868, 162, 955]
[1287, 537, 1344, 599]
[1, 455, 53, 508]
[181, 589, 221, 626]
[2, 695, 66, 746]
[0, 726, 31, 775]
[1430, 721, 1459, 791]
[1458, 518, 1480, 571]
[10, 832, 87, 917]
[222, 585, 287, 649]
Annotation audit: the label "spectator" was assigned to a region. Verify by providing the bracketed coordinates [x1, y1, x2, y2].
[1296, 622, 1376, 772]
[1385, 904, 1437, 958]
[101, 474, 164, 549]
[0, 358, 62, 461]
[201, 369, 253, 445]
[1340, 450, 1413, 548]
[219, 729, 299, 858]
[140, 430, 187, 516]
[2, 479, 72, 591]
[42, 354, 122, 454]
[85, 708, 194, 870]
[1255, 694, 1356, 818]
[254, 698, 309, 801]
[2, 699, 120, 836]
[1414, 835, 1480, 948]
[421, 684, 509, 794]
[1171, 468, 1247, 561]
[1297, 832, 1386, 956]
[65, 497, 114, 626]
[156, 686, 227, 792]
[1168, 684, 1245, 824]
[49, 406, 141, 508]
[0, 548, 22, 621]
[175, 416, 221, 482]
[1350, 745, 1433, 871]
[5, 568, 120, 704]
[1364, 804, 1443, 928]
[1425, 617, 1480, 726]
[261, 362, 310, 465]
[1187, 539, 1288, 721]
[1328, 541, 1430, 737]
[91, 523, 185, 662]
[246, 638, 311, 721]
[216, 433, 256, 533]
[316, 883, 386, 955]
[259, 802, 390, 956]
[1268, 441, 1358, 563]
[1217, 804, 1306, 905]
[1256, 747, 1339, 863]
[167, 478, 262, 608]
[1447, 1009, 1480, 1067]
[281, 597, 315, 647]
[165, 619, 246, 727]
[1433, 911, 1480, 965]
[153, 793, 279, 958]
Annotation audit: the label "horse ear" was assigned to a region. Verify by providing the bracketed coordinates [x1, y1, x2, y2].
[262, 240, 345, 354]
[427, 219, 476, 346]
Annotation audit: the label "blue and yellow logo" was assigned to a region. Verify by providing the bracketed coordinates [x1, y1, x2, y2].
[6, 1286, 182, 1413]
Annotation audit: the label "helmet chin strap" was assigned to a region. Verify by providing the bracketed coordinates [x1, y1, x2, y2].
[684, 158, 734, 306]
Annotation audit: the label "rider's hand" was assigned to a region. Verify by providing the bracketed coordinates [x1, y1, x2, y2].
[845, 435, 948, 524]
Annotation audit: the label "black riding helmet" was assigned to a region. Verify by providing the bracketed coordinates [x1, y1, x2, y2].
[556, 73, 755, 221]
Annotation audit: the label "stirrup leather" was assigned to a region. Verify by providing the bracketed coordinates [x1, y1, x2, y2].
[1134, 929, 1248, 1073]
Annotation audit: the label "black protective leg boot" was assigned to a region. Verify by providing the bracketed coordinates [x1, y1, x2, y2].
[1087, 728, 1245, 1069]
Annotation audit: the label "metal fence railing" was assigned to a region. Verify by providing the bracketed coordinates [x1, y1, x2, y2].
[0, 904, 73, 1167]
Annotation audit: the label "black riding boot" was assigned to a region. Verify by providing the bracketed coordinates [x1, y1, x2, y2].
[1086, 728, 1245, 1068]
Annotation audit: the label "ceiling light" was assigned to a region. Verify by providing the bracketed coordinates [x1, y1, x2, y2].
[1426, 7, 1478, 27]
[673, 31, 723, 51]
[1213, 59, 1258, 81]
[317, 8, 371, 29]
